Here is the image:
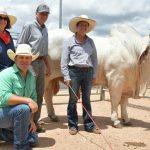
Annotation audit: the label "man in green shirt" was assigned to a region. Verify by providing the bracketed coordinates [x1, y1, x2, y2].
[0, 44, 39, 150]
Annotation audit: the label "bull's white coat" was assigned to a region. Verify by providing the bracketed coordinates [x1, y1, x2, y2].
[44, 25, 150, 127]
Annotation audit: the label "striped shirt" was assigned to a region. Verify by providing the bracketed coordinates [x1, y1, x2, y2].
[61, 35, 98, 81]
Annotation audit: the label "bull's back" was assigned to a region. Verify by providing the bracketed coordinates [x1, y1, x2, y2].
[94, 36, 138, 93]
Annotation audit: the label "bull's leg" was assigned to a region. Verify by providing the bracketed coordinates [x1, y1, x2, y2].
[120, 97, 132, 126]
[44, 78, 59, 122]
[110, 100, 121, 128]
[108, 79, 123, 128]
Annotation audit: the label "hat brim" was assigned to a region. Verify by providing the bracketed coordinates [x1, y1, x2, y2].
[69, 17, 96, 33]
[0, 14, 17, 26]
[37, 10, 49, 13]
[8, 15, 17, 26]
[7, 49, 39, 61]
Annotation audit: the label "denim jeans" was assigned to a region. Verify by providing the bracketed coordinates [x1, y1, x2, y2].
[0, 104, 38, 150]
[68, 67, 95, 130]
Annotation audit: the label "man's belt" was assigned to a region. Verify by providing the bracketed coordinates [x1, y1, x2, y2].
[69, 66, 92, 72]
[36, 56, 44, 60]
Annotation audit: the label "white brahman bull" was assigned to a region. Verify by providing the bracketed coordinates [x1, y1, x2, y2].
[44, 25, 150, 127]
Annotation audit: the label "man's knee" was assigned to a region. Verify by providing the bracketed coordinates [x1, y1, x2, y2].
[13, 104, 30, 117]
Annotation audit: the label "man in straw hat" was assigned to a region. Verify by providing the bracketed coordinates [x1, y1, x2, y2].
[0, 9, 17, 71]
[0, 44, 39, 150]
[61, 15, 100, 135]
[17, 4, 55, 133]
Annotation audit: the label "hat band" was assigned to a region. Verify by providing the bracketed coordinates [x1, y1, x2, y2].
[16, 53, 32, 56]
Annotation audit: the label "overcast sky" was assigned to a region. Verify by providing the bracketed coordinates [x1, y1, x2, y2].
[1, 0, 150, 37]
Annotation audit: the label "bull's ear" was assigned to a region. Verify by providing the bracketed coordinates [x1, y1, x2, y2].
[138, 46, 149, 64]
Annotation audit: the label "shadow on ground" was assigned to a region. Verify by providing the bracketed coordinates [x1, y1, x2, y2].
[41, 114, 150, 131]
[38, 137, 55, 148]
[0, 137, 55, 149]
[0, 142, 12, 150]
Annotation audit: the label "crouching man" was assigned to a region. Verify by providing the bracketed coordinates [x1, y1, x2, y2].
[0, 44, 39, 150]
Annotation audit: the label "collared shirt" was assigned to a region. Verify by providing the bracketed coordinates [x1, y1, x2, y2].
[17, 19, 48, 56]
[61, 34, 98, 81]
[0, 64, 37, 108]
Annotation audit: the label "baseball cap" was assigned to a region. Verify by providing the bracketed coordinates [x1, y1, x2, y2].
[36, 4, 50, 13]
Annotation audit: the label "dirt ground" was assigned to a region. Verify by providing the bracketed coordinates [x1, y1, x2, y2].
[0, 88, 150, 150]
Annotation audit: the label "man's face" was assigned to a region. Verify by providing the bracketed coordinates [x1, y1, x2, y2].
[36, 12, 49, 26]
[15, 55, 32, 72]
[76, 21, 89, 35]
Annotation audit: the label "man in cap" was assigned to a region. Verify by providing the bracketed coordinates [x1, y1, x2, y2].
[17, 4, 52, 132]
[0, 44, 39, 150]
[61, 15, 100, 135]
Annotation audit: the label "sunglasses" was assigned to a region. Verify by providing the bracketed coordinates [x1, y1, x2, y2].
[0, 16, 8, 21]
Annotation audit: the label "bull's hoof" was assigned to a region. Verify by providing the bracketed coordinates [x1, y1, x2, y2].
[112, 121, 122, 128]
[112, 123, 122, 128]
[48, 115, 60, 122]
[121, 120, 132, 126]
[38, 120, 45, 125]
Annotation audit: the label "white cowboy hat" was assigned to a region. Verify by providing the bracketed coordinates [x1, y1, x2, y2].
[0, 10, 17, 26]
[7, 44, 39, 61]
[69, 14, 96, 33]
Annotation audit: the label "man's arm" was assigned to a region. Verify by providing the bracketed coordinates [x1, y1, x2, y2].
[17, 24, 30, 45]
[91, 39, 98, 79]
[8, 94, 38, 113]
[43, 55, 51, 76]
[61, 39, 71, 81]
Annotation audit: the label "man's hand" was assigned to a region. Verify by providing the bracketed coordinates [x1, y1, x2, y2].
[27, 98, 38, 113]
[64, 80, 71, 86]
[43, 55, 51, 77]
[29, 119, 37, 133]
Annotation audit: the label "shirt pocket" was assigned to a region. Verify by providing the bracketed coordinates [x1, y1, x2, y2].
[31, 27, 42, 37]
[12, 81, 25, 96]
[26, 84, 35, 97]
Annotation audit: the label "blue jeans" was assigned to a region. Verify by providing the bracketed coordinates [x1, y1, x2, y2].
[0, 104, 38, 150]
[68, 67, 95, 130]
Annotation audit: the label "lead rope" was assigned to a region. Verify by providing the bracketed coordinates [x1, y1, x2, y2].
[68, 84, 114, 150]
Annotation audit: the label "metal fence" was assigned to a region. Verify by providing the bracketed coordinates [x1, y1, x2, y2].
[10, 31, 20, 47]
[57, 83, 108, 101]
